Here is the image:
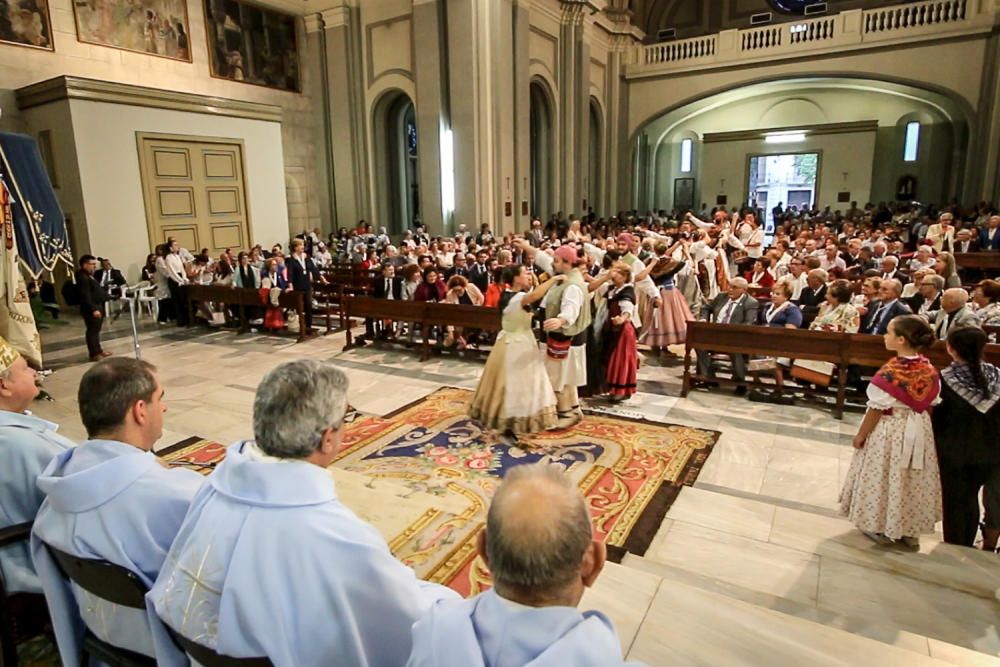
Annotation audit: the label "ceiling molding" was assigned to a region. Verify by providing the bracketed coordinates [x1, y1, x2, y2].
[16, 76, 283, 123]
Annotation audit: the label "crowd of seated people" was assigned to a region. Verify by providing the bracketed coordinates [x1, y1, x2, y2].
[0, 350, 642, 666]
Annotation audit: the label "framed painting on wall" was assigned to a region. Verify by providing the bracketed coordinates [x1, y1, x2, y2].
[72, 0, 192, 61]
[674, 177, 695, 211]
[203, 0, 300, 92]
[0, 0, 54, 50]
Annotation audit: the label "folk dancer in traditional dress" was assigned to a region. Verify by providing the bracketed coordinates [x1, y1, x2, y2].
[588, 264, 641, 402]
[468, 266, 565, 439]
[518, 242, 592, 429]
[637, 241, 693, 353]
[839, 315, 942, 550]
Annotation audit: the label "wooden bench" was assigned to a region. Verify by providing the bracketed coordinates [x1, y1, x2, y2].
[183, 285, 308, 342]
[954, 252, 1000, 279]
[683, 322, 1000, 419]
[342, 297, 502, 361]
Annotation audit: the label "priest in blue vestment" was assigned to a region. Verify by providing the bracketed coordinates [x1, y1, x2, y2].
[407, 463, 644, 667]
[0, 336, 74, 594]
[148, 360, 459, 667]
[31, 358, 203, 665]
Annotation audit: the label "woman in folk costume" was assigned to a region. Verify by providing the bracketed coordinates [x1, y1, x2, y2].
[839, 315, 942, 550]
[467, 266, 564, 439]
[583, 233, 660, 333]
[588, 263, 641, 402]
[516, 241, 592, 428]
[637, 241, 693, 353]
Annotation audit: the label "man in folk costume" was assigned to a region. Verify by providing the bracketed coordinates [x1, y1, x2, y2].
[616, 233, 660, 325]
[532, 245, 591, 428]
[0, 174, 42, 367]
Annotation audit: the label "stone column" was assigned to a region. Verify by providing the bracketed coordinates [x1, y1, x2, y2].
[512, 0, 531, 231]
[321, 2, 371, 227]
[445, 0, 515, 233]
[413, 0, 446, 235]
[602, 2, 643, 214]
[558, 0, 589, 216]
[973, 30, 1000, 202]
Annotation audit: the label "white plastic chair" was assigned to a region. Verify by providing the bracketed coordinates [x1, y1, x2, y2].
[123, 282, 158, 320]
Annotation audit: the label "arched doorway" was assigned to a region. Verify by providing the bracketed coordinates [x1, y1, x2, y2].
[529, 80, 555, 219]
[373, 90, 419, 235]
[588, 99, 603, 216]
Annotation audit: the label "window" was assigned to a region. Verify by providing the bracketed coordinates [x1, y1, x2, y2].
[680, 138, 693, 173]
[903, 121, 920, 162]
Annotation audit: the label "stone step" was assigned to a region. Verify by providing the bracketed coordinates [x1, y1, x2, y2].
[662, 485, 1000, 600]
[622, 555, 1000, 666]
[621, 564, 972, 667]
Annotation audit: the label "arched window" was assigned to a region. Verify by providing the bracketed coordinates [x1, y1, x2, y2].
[903, 121, 920, 162]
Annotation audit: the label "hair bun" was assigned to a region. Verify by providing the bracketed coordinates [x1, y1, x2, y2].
[916, 331, 936, 349]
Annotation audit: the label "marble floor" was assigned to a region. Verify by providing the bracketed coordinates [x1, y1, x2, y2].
[28, 314, 1000, 666]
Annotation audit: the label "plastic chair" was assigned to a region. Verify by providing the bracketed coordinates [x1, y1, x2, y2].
[44, 545, 156, 667]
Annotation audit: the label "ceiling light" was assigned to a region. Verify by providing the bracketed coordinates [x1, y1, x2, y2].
[765, 132, 807, 144]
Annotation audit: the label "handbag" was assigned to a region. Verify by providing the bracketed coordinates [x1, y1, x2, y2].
[790, 359, 836, 387]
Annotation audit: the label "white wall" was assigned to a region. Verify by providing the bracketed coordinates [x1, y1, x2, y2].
[699, 130, 877, 213]
[68, 99, 288, 281]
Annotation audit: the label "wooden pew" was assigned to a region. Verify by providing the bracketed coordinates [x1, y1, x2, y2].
[342, 297, 502, 361]
[954, 253, 1000, 272]
[310, 283, 349, 334]
[684, 322, 1000, 419]
[682, 322, 848, 417]
[183, 285, 307, 342]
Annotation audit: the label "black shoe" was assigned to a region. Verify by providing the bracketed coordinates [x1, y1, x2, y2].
[734, 385, 748, 396]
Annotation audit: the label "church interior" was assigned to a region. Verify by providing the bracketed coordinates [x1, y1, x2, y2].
[2, 0, 1000, 665]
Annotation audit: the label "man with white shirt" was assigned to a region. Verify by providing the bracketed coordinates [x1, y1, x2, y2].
[908, 245, 935, 273]
[880, 255, 908, 285]
[819, 244, 847, 273]
[780, 258, 809, 301]
[407, 463, 641, 667]
[148, 361, 457, 667]
[978, 215, 1000, 251]
[932, 289, 981, 340]
[953, 228, 979, 253]
[0, 337, 74, 596]
[861, 280, 911, 335]
[697, 278, 759, 393]
[32, 358, 203, 665]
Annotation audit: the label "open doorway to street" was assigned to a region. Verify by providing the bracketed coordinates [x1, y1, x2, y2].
[747, 152, 819, 237]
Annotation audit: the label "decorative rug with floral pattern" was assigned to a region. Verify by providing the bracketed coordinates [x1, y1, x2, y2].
[160, 387, 719, 596]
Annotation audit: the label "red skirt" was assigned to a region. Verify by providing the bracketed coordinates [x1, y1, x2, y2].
[606, 322, 638, 398]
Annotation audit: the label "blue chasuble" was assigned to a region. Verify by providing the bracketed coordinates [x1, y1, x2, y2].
[148, 440, 459, 667]
[406, 588, 644, 667]
[0, 410, 74, 594]
[31, 439, 203, 666]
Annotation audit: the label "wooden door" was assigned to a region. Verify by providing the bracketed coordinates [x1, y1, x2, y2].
[138, 134, 252, 255]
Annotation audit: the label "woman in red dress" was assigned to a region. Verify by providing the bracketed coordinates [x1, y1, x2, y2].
[592, 262, 639, 402]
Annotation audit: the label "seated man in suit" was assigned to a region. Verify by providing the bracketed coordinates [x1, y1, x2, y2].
[794, 268, 828, 326]
[861, 279, 912, 335]
[148, 361, 457, 666]
[696, 278, 759, 395]
[979, 215, 1000, 251]
[880, 255, 908, 286]
[953, 228, 980, 254]
[95, 257, 127, 300]
[0, 337, 74, 596]
[906, 273, 945, 320]
[406, 463, 638, 667]
[933, 288, 981, 340]
[357, 263, 402, 345]
[31, 358, 203, 663]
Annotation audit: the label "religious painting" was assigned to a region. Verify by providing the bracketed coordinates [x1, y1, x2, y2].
[204, 0, 300, 92]
[72, 0, 192, 61]
[0, 0, 54, 51]
[674, 177, 695, 211]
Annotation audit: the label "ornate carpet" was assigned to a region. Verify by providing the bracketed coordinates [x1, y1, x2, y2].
[160, 387, 719, 596]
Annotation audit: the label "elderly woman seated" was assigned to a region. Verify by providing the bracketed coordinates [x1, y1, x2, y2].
[443, 275, 484, 349]
[972, 279, 1000, 327]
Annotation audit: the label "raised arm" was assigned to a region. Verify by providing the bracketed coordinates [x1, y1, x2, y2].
[522, 274, 565, 306]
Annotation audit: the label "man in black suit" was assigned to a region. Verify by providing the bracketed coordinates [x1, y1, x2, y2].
[358, 264, 402, 345]
[446, 253, 470, 280]
[95, 257, 127, 298]
[285, 239, 324, 336]
[879, 256, 908, 286]
[696, 278, 760, 393]
[906, 274, 944, 320]
[978, 215, 1000, 251]
[953, 229, 979, 254]
[861, 279, 912, 335]
[76, 255, 111, 361]
[468, 250, 491, 293]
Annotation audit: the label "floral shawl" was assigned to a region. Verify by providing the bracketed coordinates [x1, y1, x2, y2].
[871, 355, 940, 413]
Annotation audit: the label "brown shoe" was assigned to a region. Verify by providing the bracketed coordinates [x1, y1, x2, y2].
[100, 351, 112, 358]
[89, 355, 103, 362]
